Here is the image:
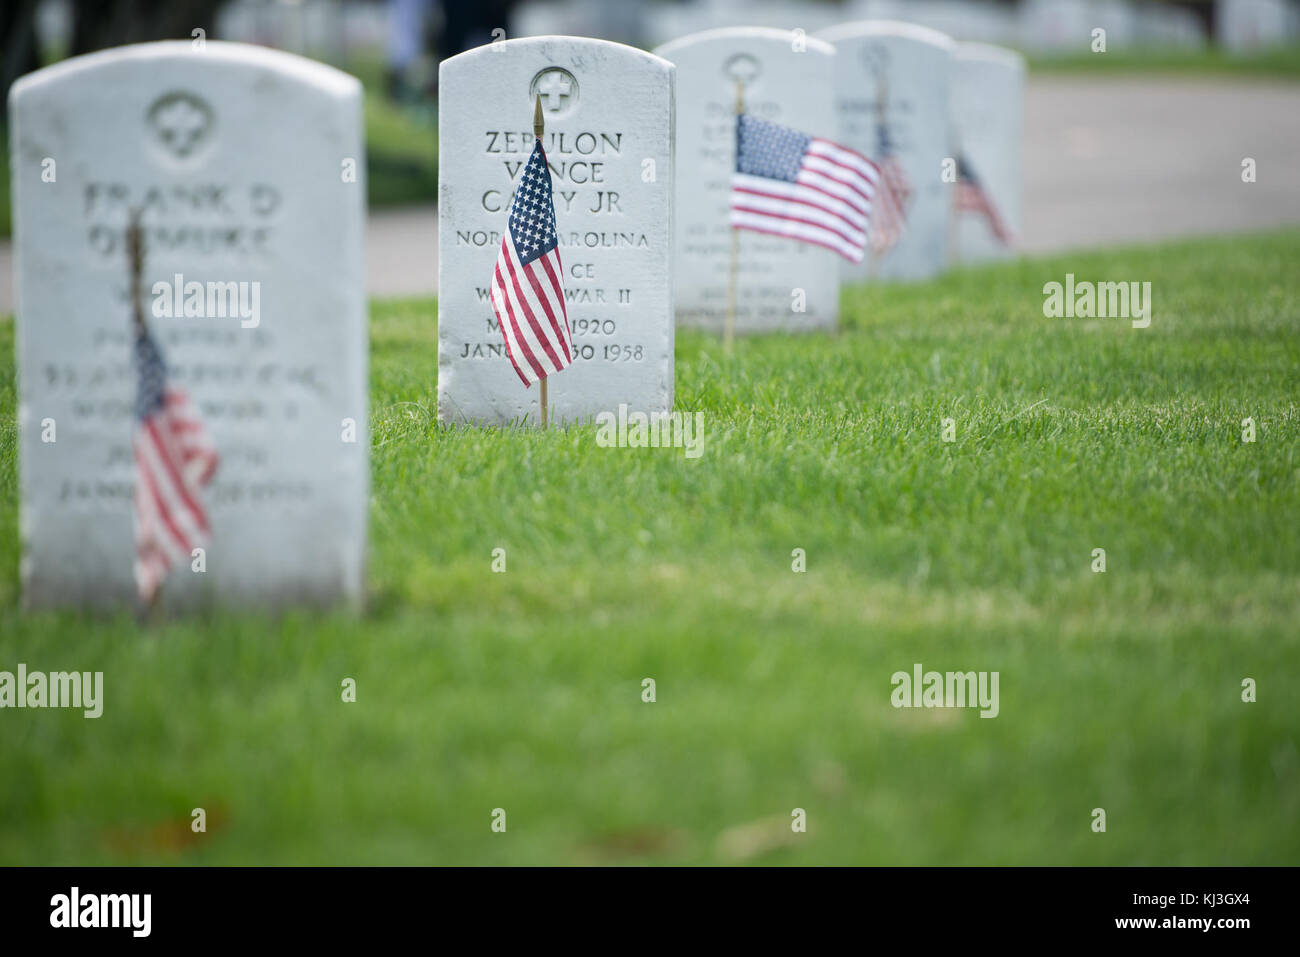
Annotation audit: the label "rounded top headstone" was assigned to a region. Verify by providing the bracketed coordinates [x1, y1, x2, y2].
[954, 41, 1026, 72]
[815, 19, 957, 51]
[8, 39, 360, 107]
[654, 25, 836, 60]
[440, 35, 674, 126]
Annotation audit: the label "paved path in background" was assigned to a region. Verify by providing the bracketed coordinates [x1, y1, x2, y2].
[1025, 76, 1300, 253]
[3, 75, 1299, 312]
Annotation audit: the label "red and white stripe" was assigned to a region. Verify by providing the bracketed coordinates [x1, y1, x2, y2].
[731, 138, 879, 264]
[134, 386, 217, 603]
[957, 181, 1015, 247]
[489, 236, 573, 387]
[870, 155, 911, 254]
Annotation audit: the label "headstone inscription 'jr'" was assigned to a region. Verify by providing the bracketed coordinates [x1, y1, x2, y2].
[10, 41, 368, 611]
[816, 20, 955, 281]
[950, 42, 1025, 263]
[438, 36, 676, 426]
[654, 27, 840, 335]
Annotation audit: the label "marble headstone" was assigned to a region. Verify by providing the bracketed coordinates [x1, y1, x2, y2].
[655, 27, 840, 334]
[950, 42, 1024, 264]
[1216, 0, 1298, 53]
[10, 41, 368, 610]
[438, 36, 675, 426]
[816, 20, 955, 281]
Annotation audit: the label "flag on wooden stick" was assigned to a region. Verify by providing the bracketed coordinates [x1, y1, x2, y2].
[868, 119, 911, 255]
[127, 218, 218, 605]
[729, 114, 878, 264]
[488, 138, 574, 388]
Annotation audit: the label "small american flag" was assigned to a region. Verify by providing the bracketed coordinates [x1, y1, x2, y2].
[869, 120, 912, 255]
[133, 323, 218, 604]
[955, 154, 1015, 246]
[489, 139, 573, 387]
[730, 114, 879, 264]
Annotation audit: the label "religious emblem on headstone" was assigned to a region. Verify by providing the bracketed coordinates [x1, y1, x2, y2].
[146, 91, 214, 160]
[529, 67, 579, 119]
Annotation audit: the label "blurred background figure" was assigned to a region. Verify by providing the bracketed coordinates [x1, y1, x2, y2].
[386, 0, 434, 101]
[384, 0, 518, 102]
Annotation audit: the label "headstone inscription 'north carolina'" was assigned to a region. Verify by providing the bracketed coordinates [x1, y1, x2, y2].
[655, 27, 840, 334]
[10, 42, 368, 611]
[951, 42, 1024, 263]
[816, 20, 955, 281]
[438, 36, 675, 426]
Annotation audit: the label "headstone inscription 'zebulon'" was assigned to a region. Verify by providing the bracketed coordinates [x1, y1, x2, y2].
[438, 36, 675, 426]
[10, 41, 368, 611]
[654, 27, 840, 335]
[816, 20, 955, 282]
[951, 42, 1025, 264]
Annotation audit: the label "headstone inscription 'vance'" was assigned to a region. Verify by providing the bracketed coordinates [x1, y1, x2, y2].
[438, 37, 675, 426]
[655, 27, 840, 334]
[816, 20, 955, 281]
[10, 42, 368, 610]
[950, 42, 1024, 263]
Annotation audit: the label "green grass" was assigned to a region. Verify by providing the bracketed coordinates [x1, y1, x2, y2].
[1029, 44, 1300, 77]
[1, 230, 1298, 864]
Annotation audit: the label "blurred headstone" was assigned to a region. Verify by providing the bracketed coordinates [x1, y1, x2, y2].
[9, 41, 368, 610]
[1017, 0, 1094, 51]
[817, 20, 955, 281]
[1217, 0, 1299, 52]
[950, 42, 1025, 264]
[655, 26, 840, 334]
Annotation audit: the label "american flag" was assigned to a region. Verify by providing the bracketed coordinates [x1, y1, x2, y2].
[730, 114, 879, 264]
[489, 139, 573, 387]
[869, 119, 911, 255]
[132, 323, 218, 604]
[955, 153, 1015, 246]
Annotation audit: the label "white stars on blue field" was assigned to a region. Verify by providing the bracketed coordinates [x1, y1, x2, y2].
[736, 114, 810, 182]
[507, 141, 559, 265]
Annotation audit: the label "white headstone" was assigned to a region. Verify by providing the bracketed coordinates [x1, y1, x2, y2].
[1216, 0, 1298, 52]
[438, 36, 675, 426]
[950, 42, 1024, 264]
[9, 41, 368, 611]
[1017, 0, 1094, 52]
[1091, 1, 1140, 48]
[816, 20, 955, 281]
[655, 27, 840, 334]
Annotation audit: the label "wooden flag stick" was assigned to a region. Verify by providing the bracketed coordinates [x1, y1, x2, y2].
[534, 93, 550, 430]
[127, 208, 145, 336]
[724, 78, 744, 357]
[868, 64, 891, 282]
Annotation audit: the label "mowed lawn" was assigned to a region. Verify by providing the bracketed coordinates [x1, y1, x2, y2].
[0, 230, 1296, 865]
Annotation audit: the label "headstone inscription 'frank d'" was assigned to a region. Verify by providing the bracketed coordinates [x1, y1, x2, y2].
[816, 20, 955, 282]
[655, 27, 840, 335]
[950, 42, 1024, 264]
[9, 41, 368, 611]
[438, 36, 675, 426]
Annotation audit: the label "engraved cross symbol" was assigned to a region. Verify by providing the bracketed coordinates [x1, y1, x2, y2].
[148, 93, 212, 159]
[537, 71, 572, 112]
